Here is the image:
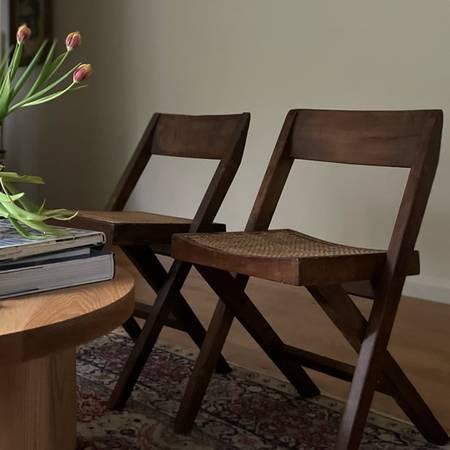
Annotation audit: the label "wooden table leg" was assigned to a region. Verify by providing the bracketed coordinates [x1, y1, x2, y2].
[0, 347, 77, 450]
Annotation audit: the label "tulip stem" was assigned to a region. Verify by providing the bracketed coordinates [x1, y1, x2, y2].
[0, 25, 90, 236]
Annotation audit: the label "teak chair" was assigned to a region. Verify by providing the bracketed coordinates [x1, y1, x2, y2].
[70, 112, 251, 409]
[171, 109, 449, 450]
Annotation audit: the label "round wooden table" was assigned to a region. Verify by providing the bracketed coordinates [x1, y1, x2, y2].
[0, 267, 134, 450]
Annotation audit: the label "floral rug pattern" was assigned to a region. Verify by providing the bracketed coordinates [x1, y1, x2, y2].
[76, 331, 448, 449]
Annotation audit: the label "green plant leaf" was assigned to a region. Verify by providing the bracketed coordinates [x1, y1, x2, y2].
[0, 204, 11, 220]
[0, 191, 50, 223]
[7, 216, 60, 239]
[9, 64, 79, 111]
[0, 74, 11, 122]
[27, 40, 59, 97]
[0, 46, 14, 80]
[42, 51, 69, 86]
[41, 208, 78, 220]
[7, 217, 34, 238]
[0, 172, 45, 184]
[8, 43, 23, 82]
[11, 40, 49, 99]
[0, 191, 24, 202]
[0, 172, 78, 237]
[20, 82, 75, 108]
[3, 181, 40, 212]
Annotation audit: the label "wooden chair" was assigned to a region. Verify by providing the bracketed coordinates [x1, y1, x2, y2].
[69, 112, 251, 409]
[171, 109, 449, 450]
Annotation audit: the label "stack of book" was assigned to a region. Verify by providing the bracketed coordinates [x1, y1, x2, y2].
[0, 219, 113, 299]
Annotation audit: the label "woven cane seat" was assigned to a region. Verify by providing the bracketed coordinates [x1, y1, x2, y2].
[68, 211, 225, 246]
[172, 229, 420, 286]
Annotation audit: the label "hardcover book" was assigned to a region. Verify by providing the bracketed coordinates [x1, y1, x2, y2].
[0, 219, 106, 261]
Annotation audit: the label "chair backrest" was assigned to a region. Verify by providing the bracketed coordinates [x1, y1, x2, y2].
[247, 109, 443, 296]
[107, 112, 250, 232]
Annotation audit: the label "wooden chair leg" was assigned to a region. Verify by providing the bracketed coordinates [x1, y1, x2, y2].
[175, 300, 234, 434]
[122, 246, 232, 374]
[109, 261, 191, 410]
[308, 285, 449, 448]
[196, 265, 320, 398]
[383, 359, 448, 445]
[172, 295, 232, 375]
[334, 314, 388, 450]
[122, 317, 141, 341]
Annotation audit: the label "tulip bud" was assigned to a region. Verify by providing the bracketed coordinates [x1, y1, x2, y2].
[73, 64, 92, 83]
[16, 24, 32, 44]
[66, 31, 82, 51]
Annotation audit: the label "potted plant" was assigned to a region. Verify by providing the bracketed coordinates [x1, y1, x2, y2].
[0, 25, 91, 237]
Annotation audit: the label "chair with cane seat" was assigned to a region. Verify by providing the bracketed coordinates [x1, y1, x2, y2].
[69, 112, 251, 408]
[171, 109, 448, 450]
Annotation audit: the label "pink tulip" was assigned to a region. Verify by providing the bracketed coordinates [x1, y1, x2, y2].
[73, 64, 92, 83]
[16, 24, 32, 43]
[66, 31, 82, 51]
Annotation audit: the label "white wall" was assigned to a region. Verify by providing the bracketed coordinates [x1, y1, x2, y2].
[3, 0, 450, 302]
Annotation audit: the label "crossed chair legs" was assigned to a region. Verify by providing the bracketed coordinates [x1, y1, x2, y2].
[174, 265, 449, 450]
[110, 247, 448, 449]
[109, 246, 231, 410]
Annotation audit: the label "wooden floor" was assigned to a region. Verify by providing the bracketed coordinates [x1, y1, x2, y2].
[117, 250, 450, 431]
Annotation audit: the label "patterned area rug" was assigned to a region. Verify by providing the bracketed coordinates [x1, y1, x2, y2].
[76, 331, 447, 449]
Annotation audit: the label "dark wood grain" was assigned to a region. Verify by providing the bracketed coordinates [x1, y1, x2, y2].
[174, 300, 235, 434]
[172, 232, 420, 286]
[152, 114, 247, 160]
[172, 109, 448, 449]
[70, 211, 225, 246]
[289, 109, 438, 167]
[106, 112, 250, 210]
[122, 246, 231, 374]
[331, 111, 445, 450]
[108, 115, 159, 211]
[280, 343, 392, 395]
[196, 266, 320, 398]
[98, 112, 251, 410]
[308, 285, 448, 446]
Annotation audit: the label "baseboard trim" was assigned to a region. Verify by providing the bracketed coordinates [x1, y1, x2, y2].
[404, 275, 450, 304]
